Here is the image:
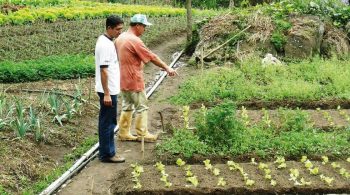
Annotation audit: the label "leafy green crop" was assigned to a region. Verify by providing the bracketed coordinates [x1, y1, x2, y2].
[156, 129, 208, 158]
[0, 54, 94, 83]
[157, 104, 350, 159]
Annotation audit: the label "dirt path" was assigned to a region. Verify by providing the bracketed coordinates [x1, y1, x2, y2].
[57, 34, 188, 195]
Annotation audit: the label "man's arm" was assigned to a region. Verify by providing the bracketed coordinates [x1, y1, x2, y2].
[150, 56, 177, 76]
[101, 67, 112, 107]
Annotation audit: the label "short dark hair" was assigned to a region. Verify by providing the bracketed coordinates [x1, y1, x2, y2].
[130, 22, 145, 27]
[106, 15, 123, 29]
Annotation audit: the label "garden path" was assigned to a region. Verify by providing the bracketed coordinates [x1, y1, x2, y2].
[57, 34, 188, 195]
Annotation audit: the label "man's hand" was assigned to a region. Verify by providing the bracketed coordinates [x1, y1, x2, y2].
[165, 67, 178, 77]
[103, 94, 112, 107]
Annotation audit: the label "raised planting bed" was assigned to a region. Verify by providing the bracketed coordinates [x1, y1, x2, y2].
[111, 158, 350, 194]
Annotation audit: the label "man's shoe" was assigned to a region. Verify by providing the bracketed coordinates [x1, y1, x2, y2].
[100, 155, 125, 163]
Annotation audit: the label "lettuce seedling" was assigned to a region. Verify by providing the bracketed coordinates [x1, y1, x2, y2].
[245, 179, 255, 186]
[309, 167, 319, 175]
[213, 168, 220, 176]
[300, 156, 307, 163]
[300, 178, 311, 186]
[304, 160, 313, 169]
[321, 156, 329, 165]
[186, 176, 199, 187]
[155, 162, 165, 172]
[331, 162, 340, 169]
[320, 174, 334, 186]
[203, 159, 212, 170]
[176, 158, 186, 167]
[217, 177, 226, 186]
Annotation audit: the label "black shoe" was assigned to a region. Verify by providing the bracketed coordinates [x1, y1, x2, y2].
[100, 155, 125, 163]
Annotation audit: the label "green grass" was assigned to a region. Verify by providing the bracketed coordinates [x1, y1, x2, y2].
[171, 57, 350, 105]
[0, 185, 8, 195]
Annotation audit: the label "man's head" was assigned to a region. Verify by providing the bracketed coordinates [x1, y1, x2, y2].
[106, 15, 124, 38]
[129, 14, 152, 36]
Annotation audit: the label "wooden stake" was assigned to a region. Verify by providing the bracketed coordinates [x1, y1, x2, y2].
[158, 111, 165, 133]
[141, 135, 144, 159]
[201, 46, 204, 71]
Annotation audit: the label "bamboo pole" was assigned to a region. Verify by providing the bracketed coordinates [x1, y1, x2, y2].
[203, 25, 251, 59]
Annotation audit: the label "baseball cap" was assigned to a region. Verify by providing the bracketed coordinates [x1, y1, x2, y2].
[130, 14, 152, 26]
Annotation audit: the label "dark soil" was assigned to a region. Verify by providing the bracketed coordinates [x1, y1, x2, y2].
[112, 161, 350, 195]
[191, 99, 350, 110]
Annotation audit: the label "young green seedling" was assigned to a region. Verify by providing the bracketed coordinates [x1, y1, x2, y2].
[182, 105, 190, 129]
[320, 174, 334, 186]
[177, 160, 199, 188]
[301, 157, 319, 176]
[176, 158, 186, 167]
[289, 168, 311, 186]
[154, 162, 172, 188]
[330, 162, 350, 179]
[203, 159, 213, 170]
[240, 106, 250, 126]
[217, 177, 226, 186]
[321, 156, 329, 165]
[274, 156, 287, 169]
[227, 161, 255, 187]
[131, 163, 144, 189]
[262, 108, 271, 128]
[256, 161, 277, 186]
[186, 176, 199, 187]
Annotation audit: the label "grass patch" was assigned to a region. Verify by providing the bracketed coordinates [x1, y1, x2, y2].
[171, 57, 350, 105]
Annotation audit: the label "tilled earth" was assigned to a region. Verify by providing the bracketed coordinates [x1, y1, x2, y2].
[112, 161, 350, 195]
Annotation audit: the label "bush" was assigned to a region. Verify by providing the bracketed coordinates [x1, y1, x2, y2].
[278, 108, 312, 132]
[270, 31, 286, 52]
[195, 101, 246, 153]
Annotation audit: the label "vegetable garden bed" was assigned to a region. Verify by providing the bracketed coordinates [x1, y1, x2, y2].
[112, 159, 350, 194]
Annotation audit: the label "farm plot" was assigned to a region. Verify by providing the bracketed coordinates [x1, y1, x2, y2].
[112, 158, 350, 194]
[0, 79, 101, 194]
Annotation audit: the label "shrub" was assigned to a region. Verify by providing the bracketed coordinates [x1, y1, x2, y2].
[270, 31, 286, 52]
[195, 101, 246, 153]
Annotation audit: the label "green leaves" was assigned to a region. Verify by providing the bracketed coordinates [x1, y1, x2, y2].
[172, 57, 350, 105]
[0, 55, 94, 83]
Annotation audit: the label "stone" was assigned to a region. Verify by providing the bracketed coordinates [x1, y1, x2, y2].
[284, 15, 325, 59]
[321, 23, 350, 58]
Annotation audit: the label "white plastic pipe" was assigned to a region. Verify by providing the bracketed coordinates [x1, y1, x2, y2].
[39, 50, 184, 195]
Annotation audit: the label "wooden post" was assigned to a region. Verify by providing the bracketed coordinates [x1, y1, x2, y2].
[185, 0, 192, 43]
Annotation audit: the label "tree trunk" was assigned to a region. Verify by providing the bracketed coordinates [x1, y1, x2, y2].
[186, 0, 192, 43]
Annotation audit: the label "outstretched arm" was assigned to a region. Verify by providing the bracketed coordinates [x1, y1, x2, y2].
[150, 56, 178, 76]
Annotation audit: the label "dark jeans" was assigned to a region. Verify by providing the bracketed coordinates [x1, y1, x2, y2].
[97, 92, 117, 160]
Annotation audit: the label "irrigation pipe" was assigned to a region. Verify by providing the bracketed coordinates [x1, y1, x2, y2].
[39, 50, 184, 195]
